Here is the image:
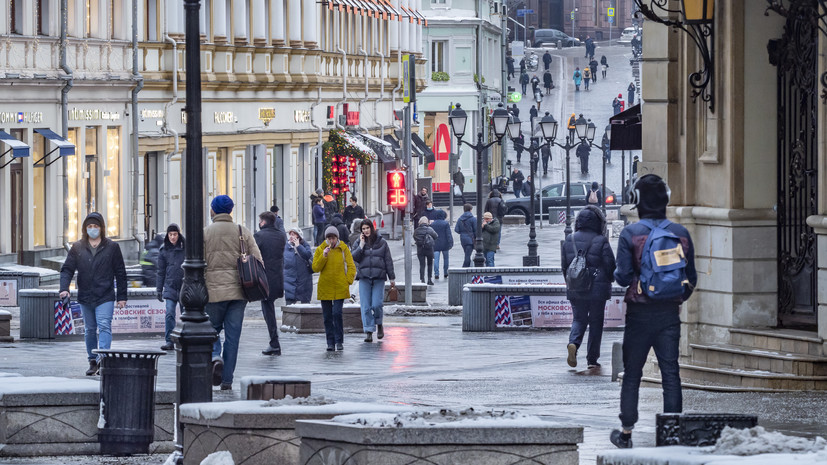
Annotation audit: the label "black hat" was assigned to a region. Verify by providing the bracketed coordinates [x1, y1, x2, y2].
[167, 223, 181, 234]
[632, 174, 670, 218]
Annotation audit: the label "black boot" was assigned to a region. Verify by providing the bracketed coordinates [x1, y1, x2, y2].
[377, 325, 384, 339]
[364, 332, 373, 342]
[85, 360, 98, 376]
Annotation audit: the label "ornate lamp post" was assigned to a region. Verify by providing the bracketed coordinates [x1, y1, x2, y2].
[170, 0, 217, 458]
[602, 124, 611, 215]
[507, 112, 557, 266]
[449, 103, 510, 267]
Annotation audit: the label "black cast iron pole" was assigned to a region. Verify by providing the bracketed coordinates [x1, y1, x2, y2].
[564, 135, 573, 237]
[523, 144, 540, 266]
[621, 149, 625, 205]
[473, 132, 486, 267]
[171, 0, 217, 457]
[602, 144, 607, 215]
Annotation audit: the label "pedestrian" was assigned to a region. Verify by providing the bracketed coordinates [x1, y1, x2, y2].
[453, 167, 466, 203]
[454, 204, 477, 268]
[542, 50, 552, 70]
[584, 36, 591, 58]
[424, 200, 439, 222]
[583, 67, 592, 91]
[531, 74, 540, 95]
[414, 216, 437, 285]
[284, 228, 313, 305]
[632, 155, 640, 178]
[510, 169, 525, 198]
[541, 143, 551, 175]
[602, 131, 611, 164]
[313, 197, 326, 246]
[519, 57, 526, 74]
[140, 233, 163, 287]
[610, 174, 697, 449]
[543, 70, 554, 94]
[561, 205, 616, 369]
[514, 133, 525, 164]
[269, 205, 285, 231]
[622, 180, 632, 204]
[351, 219, 395, 343]
[204, 195, 262, 390]
[349, 221, 362, 248]
[587, 181, 601, 205]
[255, 211, 287, 356]
[413, 187, 429, 225]
[59, 212, 127, 376]
[573, 67, 582, 92]
[522, 175, 534, 197]
[323, 190, 339, 217]
[313, 226, 356, 351]
[506, 54, 515, 79]
[577, 142, 591, 175]
[343, 196, 365, 230]
[600, 55, 609, 78]
[329, 213, 351, 247]
[534, 88, 543, 111]
[529, 105, 538, 131]
[628, 82, 636, 106]
[156, 223, 185, 351]
[481, 212, 501, 266]
[612, 93, 625, 115]
[431, 209, 453, 280]
[589, 59, 599, 83]
[520, 71, 530, 94]
[484, 189, 506, 246]
[511, 103, 520, 118]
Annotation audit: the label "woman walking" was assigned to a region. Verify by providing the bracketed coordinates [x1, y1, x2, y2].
[284, 228, 313, 305]
[600, 55, 609, 78]
[351, 220, 395, 343]
[413, 216, 438, 285]
[156, 223, 185, 351]
[561, 206, 616, 369]
[313, 226, 356, 351]
[59, 212, 127, 376]
[543, 70, 554, 94]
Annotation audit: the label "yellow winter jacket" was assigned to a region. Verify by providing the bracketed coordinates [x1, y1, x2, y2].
[313, 240, 356, 300]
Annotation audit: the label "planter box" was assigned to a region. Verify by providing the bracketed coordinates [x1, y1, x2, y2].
[0, 309, 12, 342]
[240, 376, 312, 401]
[280, 304, 363, 334]
[384, 282, 427, 305]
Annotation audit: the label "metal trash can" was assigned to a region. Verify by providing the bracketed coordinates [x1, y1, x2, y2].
[94, 349, 166, 455]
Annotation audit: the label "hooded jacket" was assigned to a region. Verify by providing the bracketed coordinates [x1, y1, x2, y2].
[431, 210, 454, 252]
[60, 212, 127, 307]
[204, 213, 262, 303]
[351, 234, 396, 281]
[454, 211, 477, 247]
[414, 223, 438, 253]
[329, 214, 351, 246]
[284, 232, 313, 302]
[482, 218, 501, 252]
[313, 239, 356, 300]
[561, 206, 616, 301]
[157, 225, 185, 301]
[254, 221, 287, 300]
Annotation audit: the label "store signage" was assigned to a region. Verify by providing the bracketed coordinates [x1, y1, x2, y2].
[259, 108, 276, 124]
[214, 111, 235, 124]
[54, 298, 177, 336]
[68, 108, 121, 121]
[0, 111, 44, 124]
[294, 110, 311, 123]
[346, 111, 360, 126]
[140, 109, 164, 119]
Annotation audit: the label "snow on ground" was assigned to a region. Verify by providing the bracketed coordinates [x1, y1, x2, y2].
[199, 451, 234, 465]
[713, 426, 826, 456]
[0, 376, 98, 400]
[179, 397, 411, 421]
[330, 407, 560, 428]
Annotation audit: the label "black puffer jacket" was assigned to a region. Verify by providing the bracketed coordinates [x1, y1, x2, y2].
[156, 228, 185, 301]
[254, 222, 287, 300]
[351, 235, 396, 281]
[60, 213, 127, 307]
[560, 206, 616, 301]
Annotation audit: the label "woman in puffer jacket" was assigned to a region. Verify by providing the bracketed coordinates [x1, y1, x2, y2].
[284, 228, 313, 304]
[560, 205, 616, 369]
[351, 219, 395, 343]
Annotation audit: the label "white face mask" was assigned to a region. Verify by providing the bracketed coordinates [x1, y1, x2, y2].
[86, 227, 100, 239]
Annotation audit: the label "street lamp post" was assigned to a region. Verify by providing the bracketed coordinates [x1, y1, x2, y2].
[602, 125, 611, 215]
[545, 114, 596, 237]
[449, 103, 510, 267]
[171, 0, 217, 458]
[507, 112, 557, 266]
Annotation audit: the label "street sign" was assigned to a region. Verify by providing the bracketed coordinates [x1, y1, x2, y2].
[508, 92, 522, 103]
[516, 8, 533, 16]
[402, 54, 416, 103]
[387, 171, 407, 208]
[608, 7, 615, 16]
[570, 10, 575, 20]
[608, 16, 614, 24]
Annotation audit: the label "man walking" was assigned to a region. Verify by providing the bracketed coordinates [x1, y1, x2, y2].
[610, 174, 697, 449]
[541, 143, 551, 176]
[205, 195, 262, 390]
[454, 204, 477, 267]
[542, 50, 552, 70]
[481, 212, 501, 266]
[510, 169, 525, 199]
[255, 211, 286, 356]
[453, 168, 466, 203]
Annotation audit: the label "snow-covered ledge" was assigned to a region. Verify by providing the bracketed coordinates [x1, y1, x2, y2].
[807, 214, 827, 343]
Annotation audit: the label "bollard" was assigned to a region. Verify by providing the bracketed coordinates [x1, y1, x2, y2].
[611, 341, 623, 382]
[94, 349, 165, 455]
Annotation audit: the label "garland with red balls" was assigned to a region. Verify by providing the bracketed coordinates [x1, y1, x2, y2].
[322, 130, 375, 208]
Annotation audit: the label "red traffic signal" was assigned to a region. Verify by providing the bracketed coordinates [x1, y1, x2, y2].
[386, 171, 407, 208]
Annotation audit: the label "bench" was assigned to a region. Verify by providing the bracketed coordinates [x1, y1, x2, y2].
[0, 310, 12, 342]
[447, 267, 564, 306]
[240, 376, 311, 401]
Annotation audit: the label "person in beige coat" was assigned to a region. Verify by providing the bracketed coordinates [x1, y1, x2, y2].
[204, 195, 262, 390]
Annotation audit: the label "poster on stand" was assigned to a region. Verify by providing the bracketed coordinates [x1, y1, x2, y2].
[471, 273, 565, 286]
[0, 280, 17, 306]
[54, 298, 175, 336]
[495, 294, 626, 329]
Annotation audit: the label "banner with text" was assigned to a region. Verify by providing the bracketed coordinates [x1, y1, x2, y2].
[54, 299, 177, 336]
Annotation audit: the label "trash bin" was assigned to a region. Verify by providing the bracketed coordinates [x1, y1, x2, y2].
[94, 349, 166, 455]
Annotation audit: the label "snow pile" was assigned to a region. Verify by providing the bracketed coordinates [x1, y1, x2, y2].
[97, 400, 106, 428]
[163, 451, 183, 465]
[332, 407, 548, 428]
[713, 426, 827, 456]
[262, 395, 335, 407]
[200, 451, 235, 465]
[280, 324, 298, 333]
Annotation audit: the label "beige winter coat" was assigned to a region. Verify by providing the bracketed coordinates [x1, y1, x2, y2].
[204, 213, 262, 303]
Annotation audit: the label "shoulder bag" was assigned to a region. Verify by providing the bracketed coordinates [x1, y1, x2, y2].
[237, 225, 270, 302]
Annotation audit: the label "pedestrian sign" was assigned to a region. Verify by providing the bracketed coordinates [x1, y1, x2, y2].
[516, 8, 533, 16]
[508, 92, 522, 103]
[402, 55, 416, 103]
[570, 11, 575, 20]
[608, 7, 614, 16]
[608, 16, 614, 24]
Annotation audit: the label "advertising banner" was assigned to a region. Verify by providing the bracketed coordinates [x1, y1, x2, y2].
[471, 274, 565, 286]
[0, 280, 17, 306]
[495, 294, 626, 329]
[54, 298, 175, 336]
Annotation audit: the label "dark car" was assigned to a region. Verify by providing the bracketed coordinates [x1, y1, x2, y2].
[533, 29, 581, 48]
[505, 182, 617, 223]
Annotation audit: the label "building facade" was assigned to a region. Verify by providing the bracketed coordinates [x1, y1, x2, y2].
[510, 0, 634, 43]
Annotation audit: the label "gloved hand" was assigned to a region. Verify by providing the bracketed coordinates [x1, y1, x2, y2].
[156, 292, 164, 303]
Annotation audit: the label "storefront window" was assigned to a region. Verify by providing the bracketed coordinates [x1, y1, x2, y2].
[85, 127, 98, 217]
[33, 133, 46, 247]
[66, 129, 79, 242]
[216, 148, 232, 195]
[105, 127, 120, 237]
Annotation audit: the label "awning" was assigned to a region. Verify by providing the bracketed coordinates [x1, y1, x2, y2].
[0, 130, 30, 158]
[351, 131, 396, 168]
[383, 134, 400, 150]
[34, 128, 75, 157]
[377, 0, 401, 19]
[609, 104, 641, 151]
[411, 133, 435, 164]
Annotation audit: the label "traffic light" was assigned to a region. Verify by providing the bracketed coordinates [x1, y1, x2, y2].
[386, 171, 407, 208]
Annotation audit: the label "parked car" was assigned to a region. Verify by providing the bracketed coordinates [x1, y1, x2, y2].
[533, 29, 581, 48]
[618, 27, 638, 45]
[505, 182, 617, 223]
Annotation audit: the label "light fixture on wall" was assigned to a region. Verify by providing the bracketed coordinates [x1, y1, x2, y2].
[633, 0, 715, 112]
[766, 0, 827, 102]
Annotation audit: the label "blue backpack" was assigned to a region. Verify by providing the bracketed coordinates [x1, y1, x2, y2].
[638, 219, 688, 300]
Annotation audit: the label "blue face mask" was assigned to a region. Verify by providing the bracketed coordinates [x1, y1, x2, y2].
[87, 227, 100, 239]
[427, 206, 433, 211]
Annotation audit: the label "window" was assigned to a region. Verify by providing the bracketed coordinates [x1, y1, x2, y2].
[204, 0, 212, 41]
[31, 133, 46, 247]
[105, 128, 120, 237]
[432, 0, 446, 5]
[66, 129, 80, 242]
[10, 0, 22, 34]
[85, 127, 98, 215]
[37, 0, 51, 36]
[431, 40, 446, 73]
[225, 0, 232, 42]
[543, 185, 562, 198]
[86, 0, 98, 37]
[146, 0, 158, 40]
[216, 148, 232, 196]
[568, 184, 586, 196]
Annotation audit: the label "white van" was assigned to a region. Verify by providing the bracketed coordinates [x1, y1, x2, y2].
[618, 27, 637, 45]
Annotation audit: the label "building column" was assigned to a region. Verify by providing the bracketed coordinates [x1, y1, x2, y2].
[389, 0, 399, 54]
[213, 0, 228, 43]
[271, 0, 286, 46]
[303, 0, 318, 48]
[234, 0, 248, 44]
[252, 0, 267, 45]
[289, 0, 303, 46]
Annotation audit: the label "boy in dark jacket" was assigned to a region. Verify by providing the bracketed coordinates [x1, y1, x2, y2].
[431, 210, 454, 279]
[156, 223, 185, 351]
[454, 204, 477, 267]
[255, 211, 287, 356]
[561, 206, 615, 369]
[481, 213, 501, 266]
[413, 217, 438, 284]
[610, 174, 697, 449]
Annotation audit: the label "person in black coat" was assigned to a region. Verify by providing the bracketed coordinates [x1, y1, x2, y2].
[561, 206, 616, 369]
[413, 188, 430, 225]
[529, 106, 538, 130]
[414, 217, 438, 284]
[506, 54, 515, 79]
[510, 169, 525, 198]
[484, 189, 506, 246]
[577, 142, 591, 174]
[514, 133, 525, 163]
[352, 219, 395, 342]
[543, 71, 554, 94]
[343, 196, 365, 230]
[454, 204, 477, 267]
[541, 143, 551, 175]
[254, 211, 287, 355]
[140, 234, 163, 287]
[520, 71, 530, 94]
[522, 175, 535, 197]
[589, 59, 599, 83]
[431, 209, 454, 279]
[542, 51, 552, 70]
[156, 223, 185, 351]
[628, 82, 636, 106]
[329, 213, 351, 247]
[269, 205, 285, 231]
[59, 212, 127, 376]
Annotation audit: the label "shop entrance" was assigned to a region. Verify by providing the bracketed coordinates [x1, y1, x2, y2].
[144, 152, 161, 239]
[10, 162, 23, 259]
[84, 127, 99, 214]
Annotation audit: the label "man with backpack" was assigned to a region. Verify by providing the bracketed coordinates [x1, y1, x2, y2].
[587, 181, 601, 206]
[610, 174, 697, 449]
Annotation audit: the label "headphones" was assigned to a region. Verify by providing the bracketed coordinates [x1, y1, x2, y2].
[628, 174, 671, 208]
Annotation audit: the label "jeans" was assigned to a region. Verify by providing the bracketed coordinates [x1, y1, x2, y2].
[261, 297, 281, 349]
[462, 244, 474, 267]
[206, 299, 247, 385]
[619, 307, 683, 429]
[568, 299, 606, 365]
[584, 80, 590, 90]
[514, 186, 522, 198]
[521, 83, 527, 94]
[314, 222, 325, 246]
[418, 248, 434, 281]
[321, 299, 345, 347]
[433, 250, 449, 277]
[80, 301, 115, 362]
[542, 156, 549, 173]
[358, 279, 385, 332]
[164, 299, 178, 344]
[484, 251, 495, 267]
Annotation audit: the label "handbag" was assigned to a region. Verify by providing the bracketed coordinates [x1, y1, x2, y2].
[237, 225, 270, 302]
[387, 283, 399, 302]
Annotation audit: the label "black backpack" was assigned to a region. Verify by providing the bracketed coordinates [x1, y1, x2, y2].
[565, 237, 597, 292]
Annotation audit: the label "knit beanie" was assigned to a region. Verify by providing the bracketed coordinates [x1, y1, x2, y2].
[633, 174, 669, 219]
[211, 195, 234, 214]
[324, 226, 339, 238]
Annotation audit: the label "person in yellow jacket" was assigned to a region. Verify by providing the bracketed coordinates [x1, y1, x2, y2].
[313, 226, 356, 351]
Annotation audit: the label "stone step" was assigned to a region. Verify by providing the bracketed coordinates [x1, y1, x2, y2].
[689, 343, 827, 376]
[641, 359, 827, 391]
[729, 328, 824, 357]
